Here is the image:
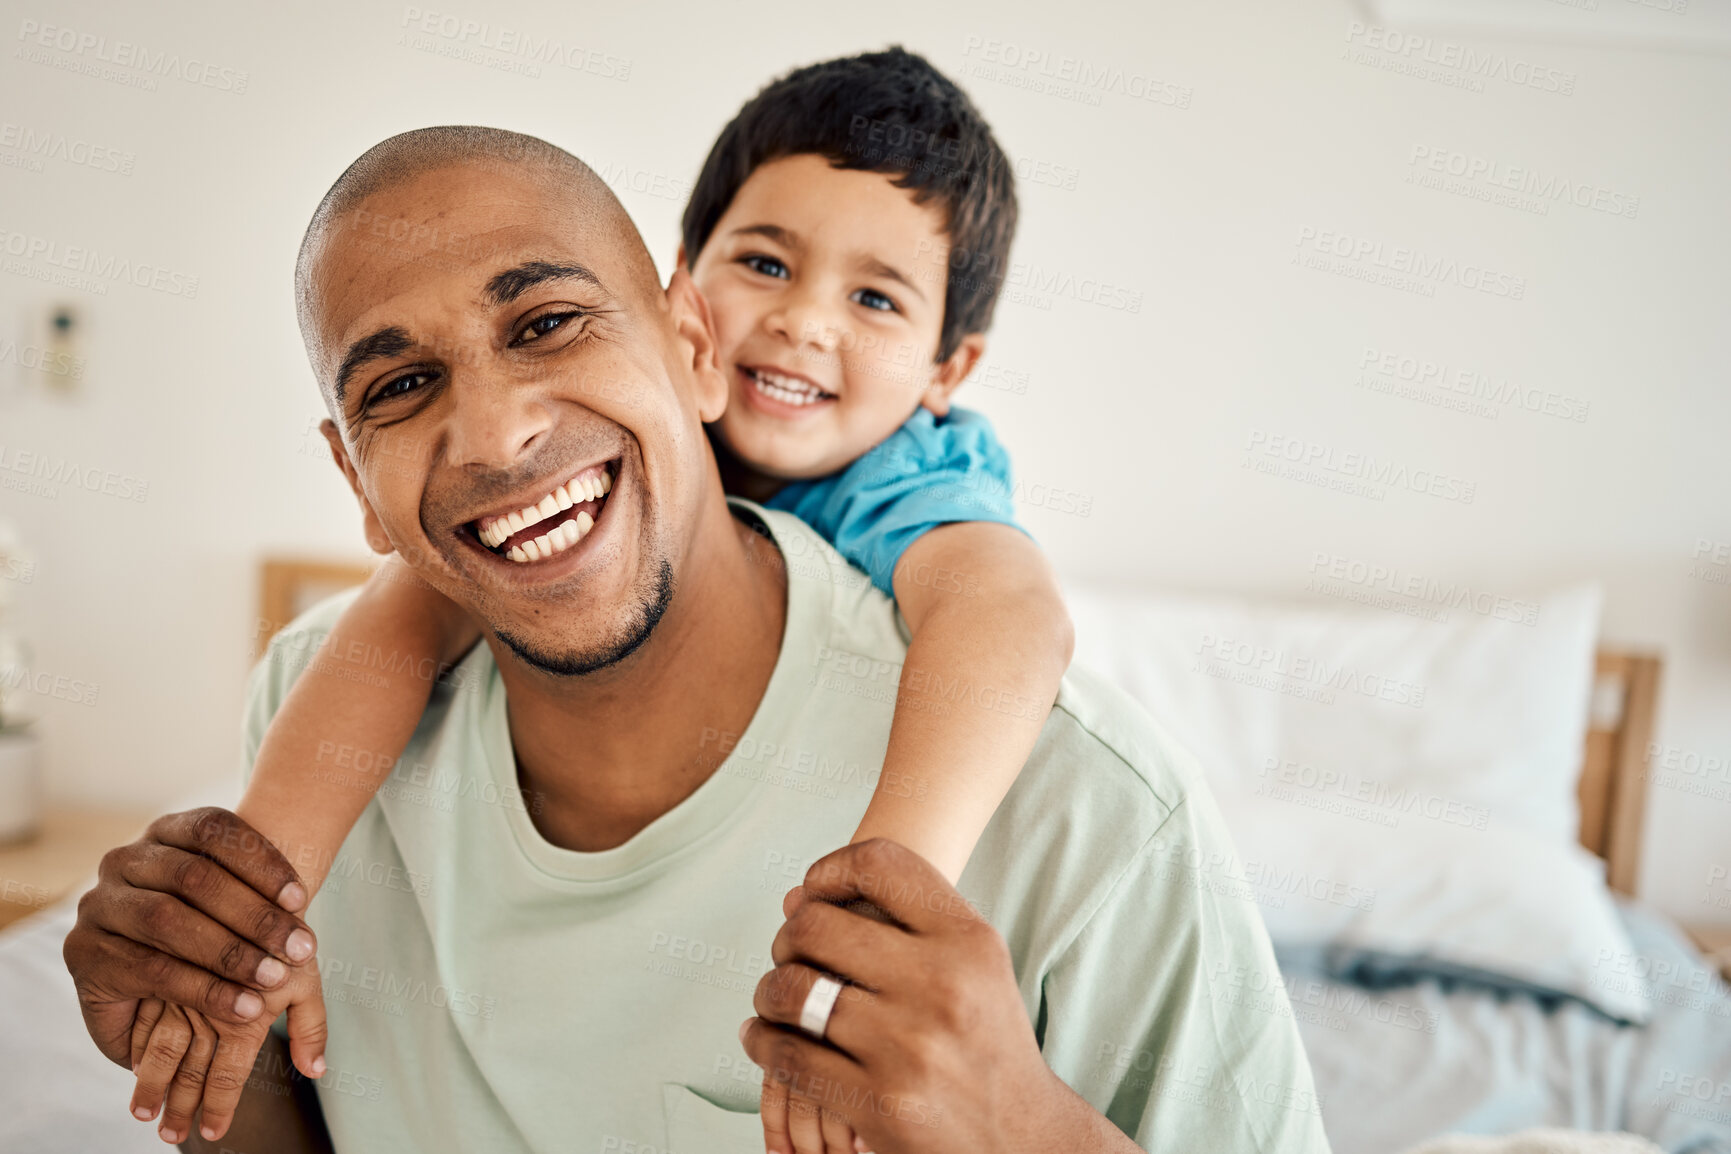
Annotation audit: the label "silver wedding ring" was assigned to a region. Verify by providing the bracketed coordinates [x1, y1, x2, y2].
[798, 973, 844, 1039]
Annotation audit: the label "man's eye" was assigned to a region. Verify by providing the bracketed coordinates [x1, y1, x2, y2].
[852, 288, 897, 313]
[742, 254, 790, 280]
[513, 311, 584, 345]
[372, 372, 431, 405]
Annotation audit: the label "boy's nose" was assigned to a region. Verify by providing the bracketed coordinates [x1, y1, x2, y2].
[769, 290, 846, 354]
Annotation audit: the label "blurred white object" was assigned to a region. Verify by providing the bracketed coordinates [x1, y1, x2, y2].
[0, 521, 40, 843]
[0, 733, 40, 845]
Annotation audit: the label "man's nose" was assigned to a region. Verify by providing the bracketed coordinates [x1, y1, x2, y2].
[440, 371, 554, 471]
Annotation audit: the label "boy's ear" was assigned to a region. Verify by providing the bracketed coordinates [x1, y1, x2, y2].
[319, 419, 395, 555]
[664, 268, 729, 423]
[920, 333, 987, 419]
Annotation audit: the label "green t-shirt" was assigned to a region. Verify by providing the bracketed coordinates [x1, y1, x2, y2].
[244, 504, 1331, 1153]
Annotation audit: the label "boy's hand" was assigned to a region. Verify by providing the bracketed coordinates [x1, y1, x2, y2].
[126, 964, 327, 1145]
[757, 883, 877, 1154]
[761, 1078, 867, 1154]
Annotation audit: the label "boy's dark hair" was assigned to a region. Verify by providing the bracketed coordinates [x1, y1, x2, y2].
[681, 46, 1018, 364]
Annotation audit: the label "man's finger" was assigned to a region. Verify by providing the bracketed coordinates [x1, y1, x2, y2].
[771, 898, 907, 988]
[73, 928, 269, 1028]
[101, 867, 304, 990]
[800, 840, 979, 936]
[116, 840, 316, 966]
[753, 963, 881, 1060]
[148, 807, 308, 913]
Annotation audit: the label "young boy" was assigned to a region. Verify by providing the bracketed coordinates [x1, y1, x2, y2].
[131, 48, 1069, 1154]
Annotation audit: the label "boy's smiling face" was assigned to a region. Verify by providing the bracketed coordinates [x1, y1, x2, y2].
[688, 153, 983, 481]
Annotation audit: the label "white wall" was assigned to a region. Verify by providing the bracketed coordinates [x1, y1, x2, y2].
[1, 0, 1725, 924]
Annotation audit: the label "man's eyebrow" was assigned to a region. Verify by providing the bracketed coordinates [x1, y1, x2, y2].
[730, 223, 803, 251]
[335, 325, 414, 406]
[483, 259, 605, 308]
[857, 254, 927, 304]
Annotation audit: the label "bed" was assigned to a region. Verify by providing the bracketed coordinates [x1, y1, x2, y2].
[1064, 583, 1730, 1154]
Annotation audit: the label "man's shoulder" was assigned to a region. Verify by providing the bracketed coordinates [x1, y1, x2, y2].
[1048, 661, 1201, 818]
[962, 661, 1225, 941]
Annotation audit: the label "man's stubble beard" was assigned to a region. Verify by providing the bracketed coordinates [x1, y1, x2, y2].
[492, 556, 675, 677]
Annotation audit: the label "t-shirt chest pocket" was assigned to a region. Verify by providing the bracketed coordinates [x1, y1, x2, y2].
[660, 1083, 762, 1153]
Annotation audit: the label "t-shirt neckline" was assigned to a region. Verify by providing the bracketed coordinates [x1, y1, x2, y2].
[479, 501, 823, 886]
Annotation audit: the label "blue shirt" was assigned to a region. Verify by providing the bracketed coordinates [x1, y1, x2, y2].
[763, 406, 1023, 597]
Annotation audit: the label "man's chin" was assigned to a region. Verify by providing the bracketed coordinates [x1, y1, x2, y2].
[491, 558, 674, 677]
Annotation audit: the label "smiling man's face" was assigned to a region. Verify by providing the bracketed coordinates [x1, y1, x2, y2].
[304, 159, 727, 674]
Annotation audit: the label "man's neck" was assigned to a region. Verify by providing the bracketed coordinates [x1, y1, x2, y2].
[488, 494, 787, 852]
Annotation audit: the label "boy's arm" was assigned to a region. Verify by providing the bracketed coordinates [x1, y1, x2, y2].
[238, 556, 478, 899]
[853, 522, 1074, 883]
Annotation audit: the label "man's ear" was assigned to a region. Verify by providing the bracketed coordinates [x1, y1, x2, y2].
[664, 268, 729, 423]
[319, 419, 395, 555]
[676, 242, 689, 271]
[920, 333, 987, 418]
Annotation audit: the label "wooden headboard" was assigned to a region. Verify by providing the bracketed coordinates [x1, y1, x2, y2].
[255, 558, 379, 658]
[1579, 650, 1662, 896]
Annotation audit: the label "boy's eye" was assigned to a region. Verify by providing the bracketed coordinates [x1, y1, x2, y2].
[851, 287, 898, 313]
[742, 254, 790, 280]
[512, 310, 585, 345]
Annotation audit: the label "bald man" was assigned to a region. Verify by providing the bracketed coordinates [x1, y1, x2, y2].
[63, 128, 1330, 1154]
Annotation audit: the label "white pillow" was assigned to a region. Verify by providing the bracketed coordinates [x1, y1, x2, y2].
[1065, 583, 1602, 847]
[1066, 582, 1645, 1021]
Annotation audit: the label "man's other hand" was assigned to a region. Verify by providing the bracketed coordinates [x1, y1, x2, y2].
[62, 807, 324, 1071]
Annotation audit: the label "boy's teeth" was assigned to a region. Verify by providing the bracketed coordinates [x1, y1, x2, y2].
[752, 369, 828, 407]
[477, 465, 614, 552]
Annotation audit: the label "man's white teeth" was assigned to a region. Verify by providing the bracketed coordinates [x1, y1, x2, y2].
[506, 510, 594, 564]
[477, 466, 614, 550]
[752, 369, 829, 407]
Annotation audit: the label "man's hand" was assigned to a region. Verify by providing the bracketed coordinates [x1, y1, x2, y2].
[739, 840, 1138, 1154]
[62, 807, 329, 1138]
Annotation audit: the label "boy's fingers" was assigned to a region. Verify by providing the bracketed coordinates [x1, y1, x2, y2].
[788, 1087, 825, 1154]
[285, 986, 330, 1079]
[128, 1005, 190, 1123]
[820, 1109, 855, 1154]
[157, 1009, 217, 1145]
[129, 997, 165, 1072]
[760, 1079, 793, 1154]
[198, 1027, 270, 1143]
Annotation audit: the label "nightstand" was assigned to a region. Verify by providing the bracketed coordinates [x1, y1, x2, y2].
[0, 807, 156, 930]
[1685, 925, 1731, 984]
